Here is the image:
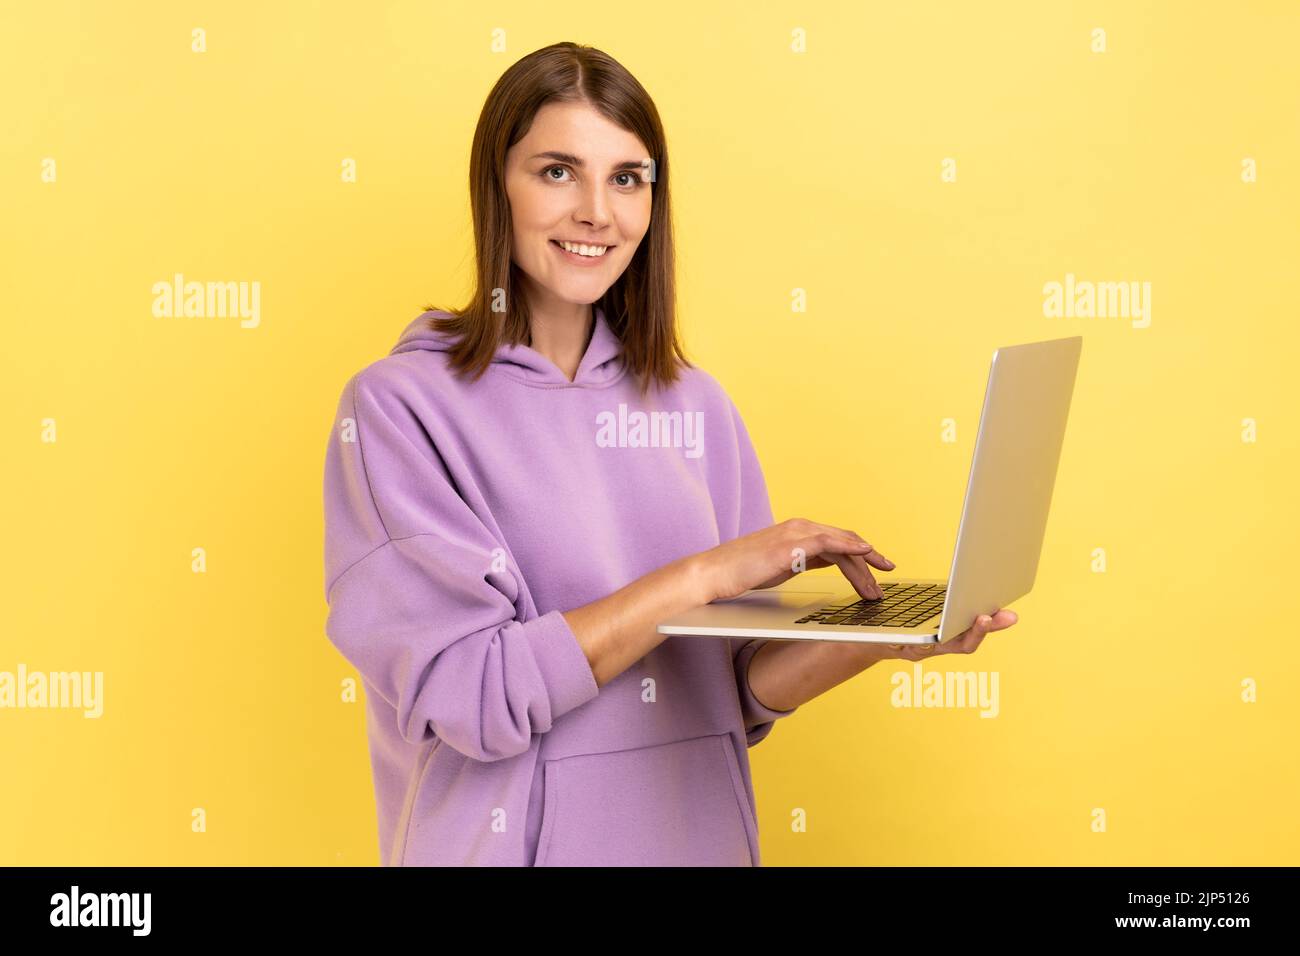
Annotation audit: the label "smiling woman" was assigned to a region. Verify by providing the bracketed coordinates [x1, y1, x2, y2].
[323, 41, 792, 868]
[321, 40, 1014, 870]
[509, 112, 653, 301]
[422, 44, 682, 395]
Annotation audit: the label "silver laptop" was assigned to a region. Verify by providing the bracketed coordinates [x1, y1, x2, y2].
[657, 335, 1082, 646]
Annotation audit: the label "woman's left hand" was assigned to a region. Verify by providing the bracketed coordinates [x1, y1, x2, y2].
[876, 609, 1019, 661]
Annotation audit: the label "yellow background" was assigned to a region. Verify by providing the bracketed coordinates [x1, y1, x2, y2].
[3, 1, 1297, 865]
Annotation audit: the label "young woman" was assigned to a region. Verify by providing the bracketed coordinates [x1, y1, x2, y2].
[322, 41, 1017, 867]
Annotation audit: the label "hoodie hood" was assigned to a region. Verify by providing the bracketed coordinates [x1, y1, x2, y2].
[389, 304, 626, 388]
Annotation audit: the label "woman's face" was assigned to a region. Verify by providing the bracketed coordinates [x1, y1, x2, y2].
[504, 100, 653, 313]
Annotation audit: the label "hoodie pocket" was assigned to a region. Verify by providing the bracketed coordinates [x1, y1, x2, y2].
[532, 732, 756, 867]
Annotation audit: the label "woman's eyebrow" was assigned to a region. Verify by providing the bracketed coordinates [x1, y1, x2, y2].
[529, 150, 646, 172]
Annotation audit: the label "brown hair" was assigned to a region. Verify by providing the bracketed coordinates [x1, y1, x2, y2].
[422, 41, 691, 395]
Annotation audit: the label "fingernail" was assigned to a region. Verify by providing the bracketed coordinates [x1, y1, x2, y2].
[884, 559, 896, 569]
[979, 615, 991, 626]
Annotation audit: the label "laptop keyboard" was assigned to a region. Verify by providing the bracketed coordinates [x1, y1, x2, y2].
[794, 583, 946, 628]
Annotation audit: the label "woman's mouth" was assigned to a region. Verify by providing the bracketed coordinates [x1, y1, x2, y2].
[550, 239, 614, 266]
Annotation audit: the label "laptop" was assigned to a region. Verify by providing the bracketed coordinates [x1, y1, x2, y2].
[657, 335, 1082, 646]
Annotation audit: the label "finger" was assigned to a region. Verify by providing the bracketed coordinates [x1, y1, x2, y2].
[840, 530, 895, 572]
[956, 609, 1018, 649]
[818, 524, 896, 571]
[939, 615, 994, 654]
[861, 554, 886, 597]
[862, 548, 896, 572]
[842, 551, 882, 598]
[989, 609, 1018, 630]
[938, 631, 981, 655]
[798, 532, 880, 588]
[886, 641, 935, 660]
[801, 530, 876, 561]
[827, 552, 880, 600]
[963, 610, 1018, 639]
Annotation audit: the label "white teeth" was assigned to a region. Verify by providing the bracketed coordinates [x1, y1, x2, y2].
[557, 240, 608, 257]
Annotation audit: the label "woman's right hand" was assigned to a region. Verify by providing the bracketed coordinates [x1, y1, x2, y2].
[694, 518, 895, 604]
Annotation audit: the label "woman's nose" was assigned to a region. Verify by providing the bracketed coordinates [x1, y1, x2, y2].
[572, 179, 611, 226]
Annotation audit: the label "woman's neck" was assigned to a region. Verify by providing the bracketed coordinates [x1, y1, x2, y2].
[526, 302, 594, 383]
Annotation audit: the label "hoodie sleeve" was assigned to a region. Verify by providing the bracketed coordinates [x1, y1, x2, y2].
[723, 395, 799, 748]
[322, 370, 600, 763]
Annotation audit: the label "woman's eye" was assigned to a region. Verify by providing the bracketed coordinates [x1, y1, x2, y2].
[541, 165, 646, 189]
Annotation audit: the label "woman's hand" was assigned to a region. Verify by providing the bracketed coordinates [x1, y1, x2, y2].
[874, 609, 1020, 661]
[693, 517, 1021, 661]
[696, 517, 893, 603]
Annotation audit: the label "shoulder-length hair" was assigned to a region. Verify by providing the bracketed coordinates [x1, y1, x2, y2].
[422, 41, 691, 395]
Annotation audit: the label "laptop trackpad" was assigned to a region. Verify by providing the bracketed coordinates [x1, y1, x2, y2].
[713, 590, 837, 610]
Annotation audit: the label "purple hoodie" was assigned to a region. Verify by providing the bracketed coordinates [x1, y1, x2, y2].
[322, 305, 798, 866]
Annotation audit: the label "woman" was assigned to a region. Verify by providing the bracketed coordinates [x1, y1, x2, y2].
[322, 41, 1017, 867]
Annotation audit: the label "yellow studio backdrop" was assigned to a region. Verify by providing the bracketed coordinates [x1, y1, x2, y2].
[2, 1, 1297, 866]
